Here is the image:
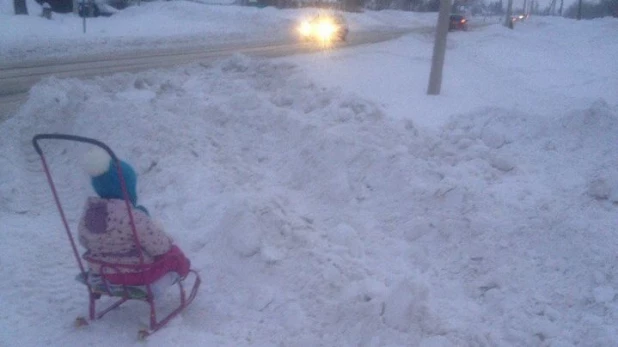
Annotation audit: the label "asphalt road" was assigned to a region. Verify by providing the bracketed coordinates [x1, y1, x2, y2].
[0, 29, 419, 123]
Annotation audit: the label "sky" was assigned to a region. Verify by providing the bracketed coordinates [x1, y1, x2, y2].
[1, 2, 618, 347]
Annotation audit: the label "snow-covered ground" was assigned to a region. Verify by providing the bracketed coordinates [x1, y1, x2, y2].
[0, 0, 438, 62]
[1, 2, 618, 346]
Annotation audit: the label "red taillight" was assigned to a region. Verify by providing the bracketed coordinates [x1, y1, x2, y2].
[461, 19, 466, 23]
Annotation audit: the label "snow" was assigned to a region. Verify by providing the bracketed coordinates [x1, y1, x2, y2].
[0, 1, 438, 62]
[1, 2, 618, 346]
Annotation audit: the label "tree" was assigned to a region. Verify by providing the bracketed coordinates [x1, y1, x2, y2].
[14, 0, 28, 14]
[504, 0, 513, 28]
[564, 0, 615, 18]
[425, 0, 440, 11]
[531, 0, 539, 14]
[610, 0, 618, 16]
[487, 0, 504, 15]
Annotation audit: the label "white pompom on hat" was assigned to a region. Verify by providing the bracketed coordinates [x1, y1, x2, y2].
[83, 147, 112, 177]
[81, 147, 141, 209]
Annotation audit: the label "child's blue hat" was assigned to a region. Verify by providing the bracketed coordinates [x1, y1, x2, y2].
[83, 148, 138, 206]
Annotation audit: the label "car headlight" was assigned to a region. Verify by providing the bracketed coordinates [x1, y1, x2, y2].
[316, 20, 336, 40]
[299, 21, 312, 36]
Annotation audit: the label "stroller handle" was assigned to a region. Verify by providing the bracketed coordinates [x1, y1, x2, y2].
[32, 133, 118, 161]
[32, 133, 148, 291]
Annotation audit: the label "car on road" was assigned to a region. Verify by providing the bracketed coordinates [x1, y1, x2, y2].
[515, 13, 528, 21]
[449, 14, 469, 31]
[298, 13, 349, 43]
[78, 0, 117, 17]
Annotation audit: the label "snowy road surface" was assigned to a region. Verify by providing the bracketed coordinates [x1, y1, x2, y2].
[0, 29, 413, 123]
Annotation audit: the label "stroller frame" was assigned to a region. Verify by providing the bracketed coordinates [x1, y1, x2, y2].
[32, 134, 201, 337]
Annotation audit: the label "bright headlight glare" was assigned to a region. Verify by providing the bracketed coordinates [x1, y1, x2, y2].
[299, 21, 311, 36]
[316, 21, 336, 40]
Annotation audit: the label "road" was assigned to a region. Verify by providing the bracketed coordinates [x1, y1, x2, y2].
[0, 29, 419, 123]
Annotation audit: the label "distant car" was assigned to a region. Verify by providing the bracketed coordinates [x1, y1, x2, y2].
[449, 14, 469, 31]
[37, 0, 117, 16]
[78, 0, 117, 17]
[298, 13, 349, 43]
[515, 13, 527, 21]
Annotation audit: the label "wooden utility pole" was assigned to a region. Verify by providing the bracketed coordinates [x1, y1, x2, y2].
[427, 0, 452, 95]
[577, 0, 582, 19]
[13, 0, 28, 14]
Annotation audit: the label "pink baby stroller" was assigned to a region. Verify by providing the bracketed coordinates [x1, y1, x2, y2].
[32, 134, 201, 338]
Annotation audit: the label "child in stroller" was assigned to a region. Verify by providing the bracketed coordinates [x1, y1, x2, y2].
[78, 148, 191, 292]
